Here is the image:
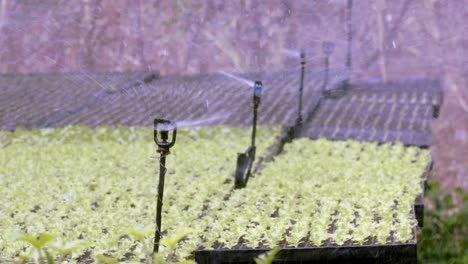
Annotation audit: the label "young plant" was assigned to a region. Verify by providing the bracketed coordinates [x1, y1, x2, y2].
[15, 233, 56, 264]
[254, 247, 281, 264]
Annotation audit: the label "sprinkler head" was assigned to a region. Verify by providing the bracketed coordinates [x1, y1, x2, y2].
[300, 50, 305, 61]
[322, 41, 335, 56]
[254, 81, 262, 106]
[154, 118, 177, 154]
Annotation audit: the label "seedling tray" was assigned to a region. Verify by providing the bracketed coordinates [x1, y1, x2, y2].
[300, 79, 442, 147]
[194, 139, 428, 264]
[195, 239, 417, 264]
[301, 99, 434, 147]
[344, 79, 443, 118]
[414, 160, 433, 227]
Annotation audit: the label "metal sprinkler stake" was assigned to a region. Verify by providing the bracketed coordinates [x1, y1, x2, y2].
[234, 81, 262, 189]
[322, 41, 335, 96]
[297, 51, 306, 128]
[346, 0, 353, 73]
[251, 81, 262, 148]
[153, 118, 177, 254]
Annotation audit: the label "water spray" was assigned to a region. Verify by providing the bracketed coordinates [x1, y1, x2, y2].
[234, 81, 262, 189]
[153, 118, 177, 253]
[39, 72, 158, 128]
[282, 49, 302, 58]
[220, 71, 255, 87]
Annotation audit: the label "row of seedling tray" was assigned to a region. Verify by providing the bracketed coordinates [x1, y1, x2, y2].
[192, 139, 433, 263]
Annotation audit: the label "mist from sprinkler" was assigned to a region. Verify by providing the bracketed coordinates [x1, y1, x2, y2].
[169, 111, 231, 129]
[219, 71, 255, 87]
[282, 48, 303, 58]
[39, 72, 158, 128]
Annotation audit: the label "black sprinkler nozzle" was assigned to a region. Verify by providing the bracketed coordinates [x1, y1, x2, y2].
[254, 81, 262, 106]
[154, 118, 177, 153]
[322, 41, 335, 56]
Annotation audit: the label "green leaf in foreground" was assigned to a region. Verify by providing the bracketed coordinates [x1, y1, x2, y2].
[96, 255, 119, 264]
[17, 233, 56, 250]
[160, 229, 191, 249]
[126, 226, 153, 241]
[254, 247, 281, 264]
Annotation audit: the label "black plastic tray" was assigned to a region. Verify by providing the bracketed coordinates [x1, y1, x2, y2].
[195, 241, 417, 264]
[414, 160, 433, 227]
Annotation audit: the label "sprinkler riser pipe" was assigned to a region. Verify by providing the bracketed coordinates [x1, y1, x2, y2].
[252, 81, 262, 147]
[252, 104, 258, 149]
[234, 81, 262, 189]
[346, 0, 353, 71]
[153, 155, 166, 253]
[298, 51, 306, 126]
[324, 56, 329, 92]
[152, 118, 177, 254]
[321, 42, 335, 94]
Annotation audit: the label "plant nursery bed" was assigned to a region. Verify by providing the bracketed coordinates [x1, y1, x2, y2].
[195, 157, 433, 263]
[1, 128, 430, 263]
[188, 139, 430, 263]
[0, 125, 281, 263]
[191, 139, 430, 264]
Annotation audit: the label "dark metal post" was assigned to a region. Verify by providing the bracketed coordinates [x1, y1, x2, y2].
[297, 51, 305, 126]
[247, 81, 262, 176]
[153, 150, 166, 253]
[235, 81, 262, 189]
[323, 53, 329, 93]
[322, 42, 335, 94]
[153, 119, 176, 254]
[251, 81, 262, 148]
[346, 0, 353, 73]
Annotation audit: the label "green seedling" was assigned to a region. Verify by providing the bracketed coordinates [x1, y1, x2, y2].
[126, 226, 153, 241]
[16, 233, 56, 264]
[49, 239, 87, 261]
[96, 255, 119, 264]
[156, 229, 192, 263]
[160, 229, 191, 250]
[15, 233, 87, 264]
[254, 247, 281, 264]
